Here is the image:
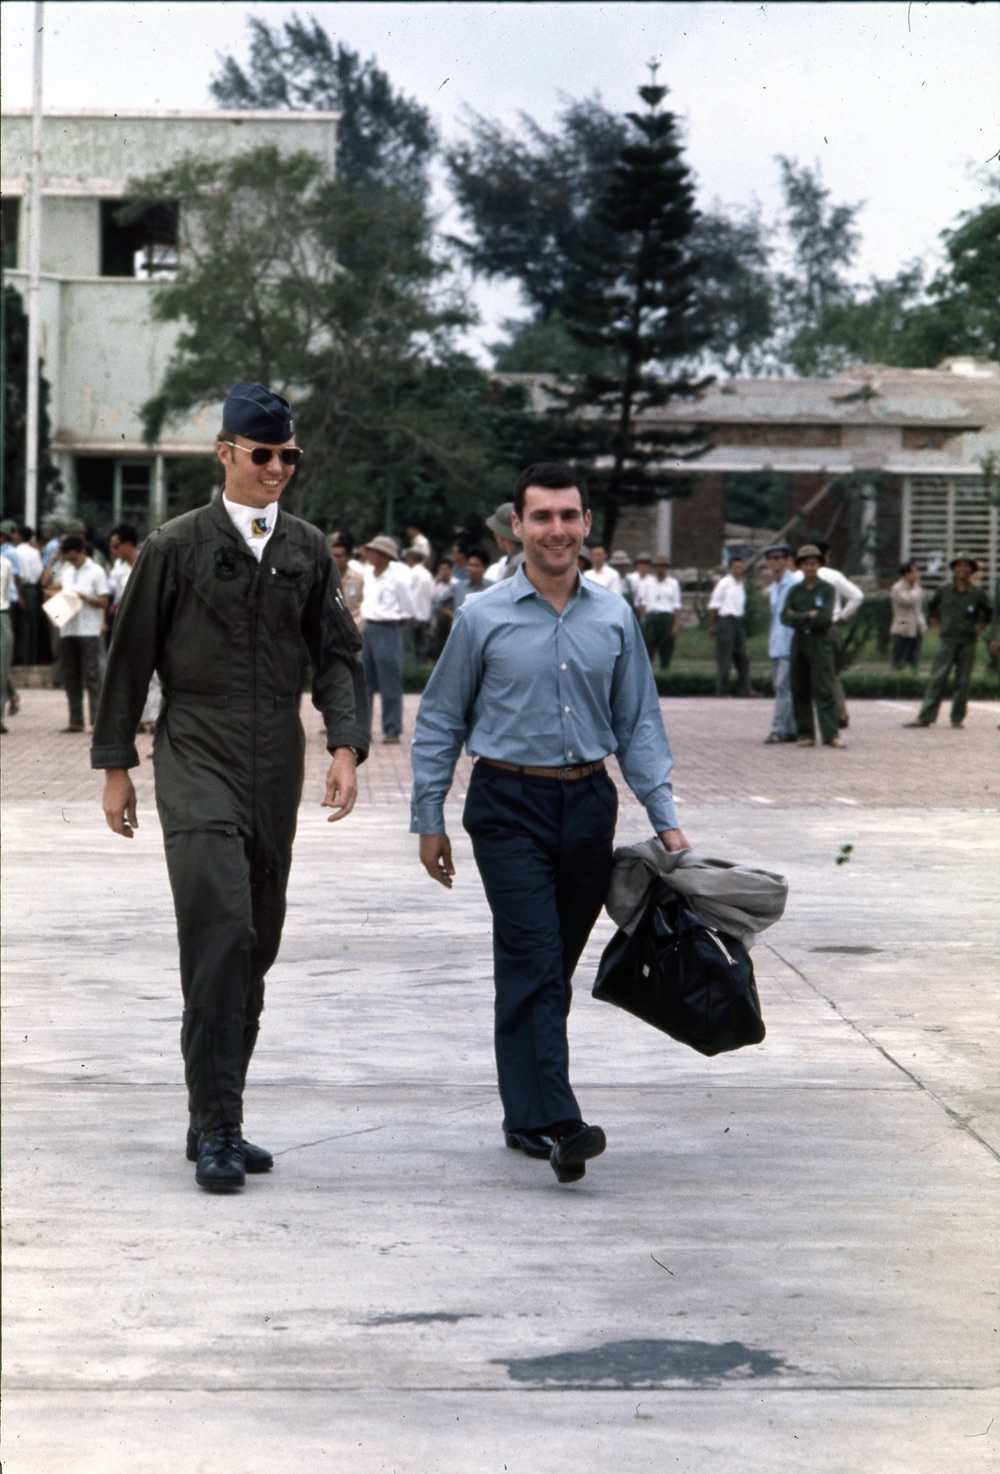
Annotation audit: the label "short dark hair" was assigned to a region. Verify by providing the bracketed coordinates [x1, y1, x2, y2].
[465, 545, 489, 566]
[328, 528, 355, 556]
[110, 523, 139, 548]
[60, 534, 86, 555]
[18, 524, 35, 540]
[513, 462, 589, 519]
[899, 560, 917, 576]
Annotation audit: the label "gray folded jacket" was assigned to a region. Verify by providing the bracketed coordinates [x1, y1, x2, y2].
[605, 838, 789, 948]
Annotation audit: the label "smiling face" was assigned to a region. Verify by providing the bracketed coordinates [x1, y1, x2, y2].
[512, 484, 591, 582]
[217, 435, 298, 509]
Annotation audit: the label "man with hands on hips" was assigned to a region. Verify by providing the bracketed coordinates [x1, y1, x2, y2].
[411, 462, 688, 1186]
[92, 384, 369, 1193]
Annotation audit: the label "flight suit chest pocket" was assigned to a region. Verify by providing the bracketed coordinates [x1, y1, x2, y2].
[265, 562, 309, 632]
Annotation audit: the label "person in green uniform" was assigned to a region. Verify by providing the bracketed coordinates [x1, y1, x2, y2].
[91, 384, 370, 1192]
[905, 553, 992, 729]
[781, 544, 846, 749]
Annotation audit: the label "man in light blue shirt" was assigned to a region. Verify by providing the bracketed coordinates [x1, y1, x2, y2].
[763, 543, 800, 744]
[411, 463, 689, 1185]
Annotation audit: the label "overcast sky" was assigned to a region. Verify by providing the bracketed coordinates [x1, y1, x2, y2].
[2, 1, 997, 351]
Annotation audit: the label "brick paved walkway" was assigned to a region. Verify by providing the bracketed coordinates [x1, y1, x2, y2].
[2, 688, 996, 811]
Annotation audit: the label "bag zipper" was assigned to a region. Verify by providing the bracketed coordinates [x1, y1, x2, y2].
[705, 929, 737, 966]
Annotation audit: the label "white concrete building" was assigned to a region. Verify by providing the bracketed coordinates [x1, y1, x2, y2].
[1, 109, 338, 529]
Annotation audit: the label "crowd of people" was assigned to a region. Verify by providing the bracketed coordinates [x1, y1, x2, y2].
[1, 500, 996, 749]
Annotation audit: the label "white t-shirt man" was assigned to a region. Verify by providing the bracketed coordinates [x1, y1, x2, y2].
[54, 557, 110, 638]
[708, 572, 746, 619]
[639, 571, 682, 615]
[407, 561, 435, 623]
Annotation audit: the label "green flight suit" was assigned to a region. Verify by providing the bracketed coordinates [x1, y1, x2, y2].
[781, 578, 838, 744]
[917, 580, 992, 726]
[92, 494, 370, 1131]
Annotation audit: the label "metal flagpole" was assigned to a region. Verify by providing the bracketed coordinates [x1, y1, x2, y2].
[25, 0, 45, 527]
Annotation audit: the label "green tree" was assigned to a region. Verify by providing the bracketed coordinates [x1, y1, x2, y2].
[774, 156, 863, 375]
[545, 72, 712, 543]
[1, 284, 62, 520]
[450, 96, 774, 379]
[210, 14, 437, 202]
[830, 198, 1000, 368]
[447, 98, 629, 323]
[127, 146, 520, 540]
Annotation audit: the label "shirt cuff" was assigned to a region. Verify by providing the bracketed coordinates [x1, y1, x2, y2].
[410, 798, 446, 834]
[645, 792, 679, 833]
[91, 743, 139, 770]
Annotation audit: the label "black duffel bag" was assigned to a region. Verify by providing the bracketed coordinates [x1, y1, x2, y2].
[592, 883, 765, 1056]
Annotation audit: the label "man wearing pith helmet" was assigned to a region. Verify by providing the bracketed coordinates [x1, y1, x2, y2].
[906, 552, 992, 729]
[92, 383, 370, 1192]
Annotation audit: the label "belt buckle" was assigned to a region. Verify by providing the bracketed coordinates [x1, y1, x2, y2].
[558, 764, 571, 781]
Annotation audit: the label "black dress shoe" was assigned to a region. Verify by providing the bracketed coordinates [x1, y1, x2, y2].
[550, 1122, 606, 1184]
[195, 1125, 246, 1191]
[504, 1129, 553, 1159]
[187, 1126, 272, 1173]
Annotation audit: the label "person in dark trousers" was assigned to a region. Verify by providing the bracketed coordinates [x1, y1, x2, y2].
[411, 462, 689, 1185]
[782, 544, 846, 749]
[708, 556, 752, 696]
[92, 384, 370, 1192]
[905, 553, 992, 729]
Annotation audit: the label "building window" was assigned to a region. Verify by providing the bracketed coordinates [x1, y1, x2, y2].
[1, 196, 20, 270]
[74, 457, 154, 531]
[100, 199, 178, 279]
[118, 461, 153, 525]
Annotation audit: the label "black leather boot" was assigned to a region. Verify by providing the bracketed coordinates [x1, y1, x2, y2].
[195, 1124, 246, 1191]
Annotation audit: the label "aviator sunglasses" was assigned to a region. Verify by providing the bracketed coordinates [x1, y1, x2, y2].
[221, 441, 304, 467]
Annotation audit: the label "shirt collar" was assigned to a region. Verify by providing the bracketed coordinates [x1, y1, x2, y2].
[222, 494, 280, 542]
[511, 563, 591, 603]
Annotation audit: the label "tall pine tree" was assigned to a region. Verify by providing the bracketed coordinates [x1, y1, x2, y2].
[549, 68, 712, 543]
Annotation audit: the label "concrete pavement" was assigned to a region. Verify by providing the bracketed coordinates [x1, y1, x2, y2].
[1, 694, 998, 1472]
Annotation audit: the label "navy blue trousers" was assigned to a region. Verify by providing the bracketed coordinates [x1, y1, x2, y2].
[463, 763, 617, 1133]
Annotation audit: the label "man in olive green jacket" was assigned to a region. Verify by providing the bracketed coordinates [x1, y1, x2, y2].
[906, 553, 992, 729]
[92, 384, 370, 1192]
[781, 544, 845, 748]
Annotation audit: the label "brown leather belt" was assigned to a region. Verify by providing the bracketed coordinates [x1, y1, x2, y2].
[476, 757, 606, 782]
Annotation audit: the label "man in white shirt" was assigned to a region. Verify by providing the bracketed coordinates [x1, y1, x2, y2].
[638, 554, 683, 670]
[46, 533, 110, 731]
[584, 544, 623, 595]
[708, 555, 752, 696]
[12, 525, 43, 665]
[625, 552, 652, 609]
[404, 518, 432, 567]
[106, 524, 140, 633]
[816, 540, 864, 729]
[361, 534, 414, 743]
[403, 544, 435, 660]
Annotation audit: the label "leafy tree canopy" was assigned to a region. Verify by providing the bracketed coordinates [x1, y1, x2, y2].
[125, 146, 525, 542]
[449, 93, 774, 380]
[211, 14, 437, 202]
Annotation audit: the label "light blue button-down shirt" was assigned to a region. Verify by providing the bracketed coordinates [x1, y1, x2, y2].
[410, 566, 679, 834]
[768, 569, 800, 658]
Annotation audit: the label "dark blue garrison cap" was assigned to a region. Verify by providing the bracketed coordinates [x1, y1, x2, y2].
[222, 383, 294, 443]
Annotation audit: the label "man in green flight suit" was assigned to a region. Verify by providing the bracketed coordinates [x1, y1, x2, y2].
[906, 553, 992, 730]
[92, 384, 370, 1191]
[781, 544, 846, 749]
